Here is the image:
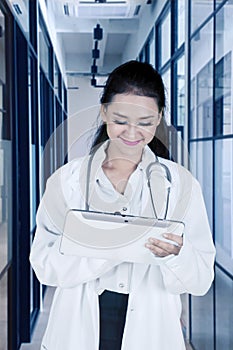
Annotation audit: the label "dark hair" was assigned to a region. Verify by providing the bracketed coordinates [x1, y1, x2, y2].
[91, 60, 169, 159]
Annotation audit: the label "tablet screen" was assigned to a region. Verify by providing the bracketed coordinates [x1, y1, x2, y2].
[61, 209, 184, 249]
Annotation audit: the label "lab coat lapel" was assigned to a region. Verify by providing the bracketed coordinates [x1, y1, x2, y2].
[78, 141, 123, 212]
[130, 263, 150, 294]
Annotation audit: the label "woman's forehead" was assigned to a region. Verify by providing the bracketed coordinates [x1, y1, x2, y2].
[106, 94, 159, 116]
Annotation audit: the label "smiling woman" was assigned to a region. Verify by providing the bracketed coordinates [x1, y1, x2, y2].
[101, 94, 161, 157]
[99, 94, 162, 194]
[92, 60, 169, 159]
[30, 60, 215, 350]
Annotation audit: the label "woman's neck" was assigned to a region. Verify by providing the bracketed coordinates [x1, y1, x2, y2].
[101, 141, 144, 194]
[103, 142, 143, 173]
[102, 154, 138, 195]
[102, 157, 137, 174]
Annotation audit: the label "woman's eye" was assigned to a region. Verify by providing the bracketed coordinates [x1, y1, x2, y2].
[112, 119, 154, 126]
[138, 122, 153, 126]
[113, 120, 127, 125]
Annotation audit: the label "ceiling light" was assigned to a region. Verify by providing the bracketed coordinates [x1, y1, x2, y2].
[64, 4, 69, 15]
[90, 24, 105, 87]
[91, 77, 97, 86]
[92, 48, 100, 59]
[13, 4, 22, 15]
[93, 24, 103, 41]
[91, 64, 98, 74]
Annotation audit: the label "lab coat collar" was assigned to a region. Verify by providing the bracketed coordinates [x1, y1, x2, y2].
[70, 140, 172, 202]
[90, 139, 159, 173]
[92, 140, 172, 189]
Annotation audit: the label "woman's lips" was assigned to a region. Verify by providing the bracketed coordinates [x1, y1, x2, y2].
[120, 138, 142, 146]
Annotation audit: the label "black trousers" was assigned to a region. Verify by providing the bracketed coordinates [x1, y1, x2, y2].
[98, 290, 129, 350]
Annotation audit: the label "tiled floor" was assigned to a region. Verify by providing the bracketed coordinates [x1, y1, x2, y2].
[20, 287, 193, 349]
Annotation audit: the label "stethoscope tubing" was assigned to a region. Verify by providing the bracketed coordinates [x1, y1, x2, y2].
[146, 160, 171, 219]
[85, 144, 172, 220]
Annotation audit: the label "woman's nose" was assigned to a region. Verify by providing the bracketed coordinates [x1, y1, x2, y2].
[126, 123, 138, 137]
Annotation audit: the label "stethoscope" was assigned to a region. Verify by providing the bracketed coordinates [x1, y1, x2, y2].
[85, 143, 172, 219]
[146, 160, 171, 219]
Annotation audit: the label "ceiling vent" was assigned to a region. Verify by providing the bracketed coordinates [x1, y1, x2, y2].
[62, 0, 146, 18]
[13, 3, 22, 15]
[10, 0, 28, 15]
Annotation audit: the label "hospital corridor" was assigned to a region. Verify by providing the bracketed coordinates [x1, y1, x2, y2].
[0, 0, 233, 349]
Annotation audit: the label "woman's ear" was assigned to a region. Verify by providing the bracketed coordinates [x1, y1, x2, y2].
[100, 105, 107, 123]
[157, 108, 164, 126]
[157, 113, 162, 126]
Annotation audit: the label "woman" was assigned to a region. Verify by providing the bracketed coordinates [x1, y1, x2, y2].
[30, 61, 215, 350]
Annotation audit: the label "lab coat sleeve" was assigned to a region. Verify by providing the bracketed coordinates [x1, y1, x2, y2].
[159, 177, 216, 296]
[29, 168, 119, 289]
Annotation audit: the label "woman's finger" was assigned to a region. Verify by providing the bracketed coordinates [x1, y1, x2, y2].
[145, 242, 170, 257]
[163, 233, 183, 247]
[145, 236, 183, 256]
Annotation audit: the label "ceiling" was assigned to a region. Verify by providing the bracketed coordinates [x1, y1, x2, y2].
[47, 0, 150, 76]
[8, 0, 153, 81]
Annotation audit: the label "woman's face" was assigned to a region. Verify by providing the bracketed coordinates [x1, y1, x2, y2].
[101, 93, 162, 157]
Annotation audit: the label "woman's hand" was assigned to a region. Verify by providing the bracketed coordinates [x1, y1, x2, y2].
[145, 233, 183, 257]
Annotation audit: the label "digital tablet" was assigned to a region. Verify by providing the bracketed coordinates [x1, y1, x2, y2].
[59, 209, 185, 264]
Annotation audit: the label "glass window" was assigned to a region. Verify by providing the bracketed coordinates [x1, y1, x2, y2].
[0, 273, 8, 350]
[176, 54, 185, 126]
[0, 85, 3, 112]
[196, 60, 213, 137]
[215, 0, 226, 9]
[215, 4, 233, 135]
[8, 0, 29, 39]
[0, 9, 12, 273]
[215, 267, 233, 349]
[160, 9, 171, 67]
[177, 0, 185, 48]
[40, 73, 55, 187]
[29, 1, 37, 51]
[54, 57, 62, 100]
[54, 58, 59, 97]
[28, 57, 37, 233]
[149, 30, 155, 67]
[190, 140, 214, 350]
[215, 138, 233, 275]
[190, 76, 196, 137]
[0, 15, 5, 87]
[139, 47, 146, 63]
[0, 110, 2, 138]
[190, 20, 214, 139]
[55, 100, 63, 169]
[191, 0, 214, 34]
[162, 68, 171, 125]
[190, 140, 213, 230]
[0, 142, 11, 270]
[0, 15, 9, 347]
[62, 81, 67, 112]
[215, 53, 231, 135]
[39, 23, 50, 79]
[190, 286, 214, 350]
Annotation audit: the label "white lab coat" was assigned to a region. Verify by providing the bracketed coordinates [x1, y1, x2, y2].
[30, 143, 216, 350]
